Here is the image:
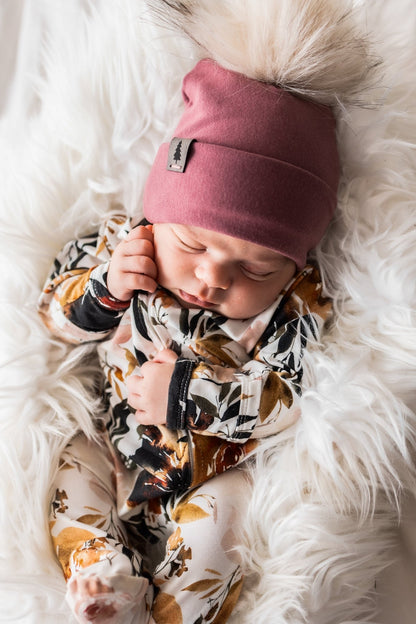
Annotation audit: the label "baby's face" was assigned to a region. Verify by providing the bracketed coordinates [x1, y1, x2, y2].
[152, 223, 296, 319]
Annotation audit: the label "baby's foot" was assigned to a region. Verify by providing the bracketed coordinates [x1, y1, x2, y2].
[67, 573, 149, 624]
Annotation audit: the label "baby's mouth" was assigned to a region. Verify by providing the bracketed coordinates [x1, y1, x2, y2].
[178, 289, 216, 309]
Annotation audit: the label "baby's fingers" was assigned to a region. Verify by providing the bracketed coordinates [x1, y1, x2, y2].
[121, 236, 154, 263]
[153, 349, 178, 364]
[118, 254, 158, 290]
[123, 224, 153, 244]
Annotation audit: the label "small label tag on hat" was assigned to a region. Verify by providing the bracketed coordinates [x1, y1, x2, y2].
[167, 137, 195, 173]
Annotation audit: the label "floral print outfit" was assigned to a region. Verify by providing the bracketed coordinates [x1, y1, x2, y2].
[39, 216, 331, 623]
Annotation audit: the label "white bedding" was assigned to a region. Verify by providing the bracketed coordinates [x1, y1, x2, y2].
[0, 1, 415, 622]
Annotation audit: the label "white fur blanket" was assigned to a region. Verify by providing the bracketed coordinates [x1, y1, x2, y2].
[0, 1, 415, 623]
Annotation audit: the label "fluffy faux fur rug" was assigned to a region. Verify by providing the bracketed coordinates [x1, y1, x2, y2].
[0, 1, 415, 623]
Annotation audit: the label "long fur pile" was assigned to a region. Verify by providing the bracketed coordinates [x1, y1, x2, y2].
[0, 0, 415, 622]
[147, 0, 382, 106]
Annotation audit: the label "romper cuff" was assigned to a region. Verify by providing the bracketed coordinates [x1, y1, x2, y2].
[89, 263, 131, 312]
[68, 263, 130, 332]
[166, 358, 196, 430]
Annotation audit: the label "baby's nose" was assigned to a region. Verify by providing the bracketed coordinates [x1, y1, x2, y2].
[195, 262, 231, 290]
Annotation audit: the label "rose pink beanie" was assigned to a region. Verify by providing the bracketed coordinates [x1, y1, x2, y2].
[143, 58, 340, 268]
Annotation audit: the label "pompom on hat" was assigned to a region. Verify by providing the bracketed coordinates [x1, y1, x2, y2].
[143, 58, 340, 268]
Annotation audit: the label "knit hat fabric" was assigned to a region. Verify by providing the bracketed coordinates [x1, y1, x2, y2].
[143, 58, 340, 268]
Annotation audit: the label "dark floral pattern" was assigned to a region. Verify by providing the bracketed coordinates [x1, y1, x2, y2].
[39, 216, 332, 503]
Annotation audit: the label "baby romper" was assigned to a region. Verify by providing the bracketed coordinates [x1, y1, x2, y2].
[39, 216, 331, 623]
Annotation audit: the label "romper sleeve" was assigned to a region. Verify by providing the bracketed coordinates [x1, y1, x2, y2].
[166, 266, 332, 442]
[38, 216, 132, 344]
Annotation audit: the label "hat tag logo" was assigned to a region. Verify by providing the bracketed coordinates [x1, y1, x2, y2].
[167, 137, 195, 173]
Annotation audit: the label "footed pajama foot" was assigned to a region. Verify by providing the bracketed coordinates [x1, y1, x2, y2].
[67, 572, 150, 624]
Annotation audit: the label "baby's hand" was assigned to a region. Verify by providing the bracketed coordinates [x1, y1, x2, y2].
[107, 225, 157, 302]
[127, 349, 178, 426]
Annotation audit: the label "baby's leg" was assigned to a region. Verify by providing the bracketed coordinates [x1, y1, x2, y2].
[151, 468, 249, 624]
[49, 433, 152, 623]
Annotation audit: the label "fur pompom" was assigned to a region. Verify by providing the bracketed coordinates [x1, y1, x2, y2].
[146, 0, 382, 106]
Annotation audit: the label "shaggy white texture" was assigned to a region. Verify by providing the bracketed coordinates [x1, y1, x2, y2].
[146, 0, 381, 106]
[0, 1, 415, 623]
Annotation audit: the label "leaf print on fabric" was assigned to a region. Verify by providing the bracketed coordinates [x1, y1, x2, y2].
[259, 371, 293, 422]
[129, 425, 190, 475]
[226, 385, 241, 405]
[108, 399, 131, 438]
[76, 513, 107, 530]
[181, 568, 243, 623]
[59, 268, 94, 310]
[167, 544, 192, 579]
[132, 298, 151, 342]
[152, 592, 183, 624]
[189, 433, 257, 489]
[218, 382, 232, 404]
[190, 394, 218, 419]
[123, 348, 138, 376]
[155, 527, 192, 582]
[183, 578, 223, 596]
[170, 500, 210, 524]
[211, 578, 244, 624]
[70, 537, 116, 577]
[109, 365, 125, 400]
[171, 489, 215, 525]
[194, 335, 239, 367]
[187, 408, 214, 431]
[205, 568, 222, 576]
[125, 424, 195, 501]
[292, 264, 332, 320]
[192, 362, 237, 384]
[96, 235, 110, 257]
[221, 402, 240, 422]
[150, 294, 170, 328]
[155, 289, 177, 310]
[51, 488, 69, 516]
[179, 308, 190, 336]
[179, 307, 205, 337]
[50, 527, 107, 580]
[167, 526, 183, 551]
